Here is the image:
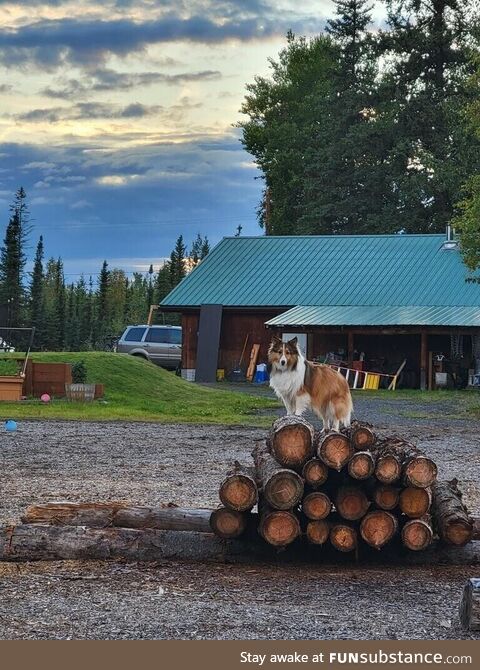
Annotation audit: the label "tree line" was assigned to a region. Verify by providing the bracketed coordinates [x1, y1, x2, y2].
[0, 188, 209, 351]
[239, 0, 480, 274]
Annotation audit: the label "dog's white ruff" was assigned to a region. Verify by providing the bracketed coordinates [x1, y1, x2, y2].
[270, 354, 310, 416]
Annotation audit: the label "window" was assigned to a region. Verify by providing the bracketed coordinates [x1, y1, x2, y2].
[124, 327, 147, 342]
[168, 329, 182, 345]
[145, 327, 169, 343]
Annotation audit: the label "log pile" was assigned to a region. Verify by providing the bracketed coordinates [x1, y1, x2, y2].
[211, 416, 474, 553]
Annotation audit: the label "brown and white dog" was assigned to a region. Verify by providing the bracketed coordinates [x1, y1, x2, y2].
[268, 335, 353, 430]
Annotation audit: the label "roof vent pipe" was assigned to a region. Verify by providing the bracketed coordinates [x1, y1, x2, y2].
[442, 224, 458, 250]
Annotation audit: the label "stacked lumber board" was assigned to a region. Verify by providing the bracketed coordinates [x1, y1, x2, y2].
[211, 416, 474, 553]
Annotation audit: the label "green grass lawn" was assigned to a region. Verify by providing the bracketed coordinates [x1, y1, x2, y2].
[0, 352, 279, 426]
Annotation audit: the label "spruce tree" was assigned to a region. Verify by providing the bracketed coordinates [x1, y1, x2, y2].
[95, 260, 110, 346]
[0, 187, 29, 329]
[326, 0, 374, 86]
[155, 262, 172, 304]
[169, 235, 187, 286]
[29, 235, 45, 349]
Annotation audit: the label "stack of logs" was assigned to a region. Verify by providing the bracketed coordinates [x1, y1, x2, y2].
[210, 416, 474, 553]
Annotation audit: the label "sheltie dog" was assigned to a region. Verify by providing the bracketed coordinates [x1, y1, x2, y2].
[268, 335, 353, 430]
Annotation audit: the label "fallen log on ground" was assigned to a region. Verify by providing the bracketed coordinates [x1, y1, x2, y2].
[252, 441, 304, 510]
[269, 416, 315, 469]
[432, 480, 474, 546]
[459, 578, 480, 631]
[1, 525, 480, 565]
[22, 503, 214, 532]
[219, 462, 258, 512]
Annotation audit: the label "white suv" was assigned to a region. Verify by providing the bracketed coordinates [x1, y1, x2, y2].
[117, 325, 182, 369]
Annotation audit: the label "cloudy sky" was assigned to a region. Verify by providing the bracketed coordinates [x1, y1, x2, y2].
[0, 0, 384, 277]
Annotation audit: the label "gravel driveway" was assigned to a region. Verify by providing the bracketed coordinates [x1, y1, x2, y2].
[0, 393, 478, 640]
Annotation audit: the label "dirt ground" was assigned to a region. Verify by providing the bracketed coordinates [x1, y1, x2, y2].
[0, 392, 479, 640]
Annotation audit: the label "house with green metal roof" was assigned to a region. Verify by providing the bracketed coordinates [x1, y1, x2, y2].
[161, 233, 480, 388]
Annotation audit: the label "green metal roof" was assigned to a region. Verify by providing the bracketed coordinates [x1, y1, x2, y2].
[161, 235, 480, 325]
[266, 305, 480, 328]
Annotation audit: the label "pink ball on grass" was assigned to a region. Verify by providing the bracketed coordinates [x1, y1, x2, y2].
[40, 393, 51, 403]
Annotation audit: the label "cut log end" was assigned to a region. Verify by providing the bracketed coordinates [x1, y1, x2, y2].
[404, 457, 438, 489]
[265, 471, 304, 510]
[318, 432, 354, 471]
[402, 518, 433, 551]
[336, 486, 370, 521]
[209, 508, 246, 539]
[330, 524, 357, 552]
[445, 521, 474, 547]
[302, 458, 328, 488]
[373, 485, 400, 511]
[348, 451, 375, 480]
[360, 511, 398, 550]
[399, 487, 432, 519]
[375, 455, 402, 484]
[351, 426, 375, 450]
[302, 492, 331, 521]
[306, 520, 330, 545]
[219, 474, 257, 512]
[258, 510, 300, 547]
[270, 417, 314, 468]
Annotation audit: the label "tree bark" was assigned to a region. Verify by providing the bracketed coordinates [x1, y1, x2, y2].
[252, 441, 303, 510]
[335, 486, 370, 521]
[219, 462, 258, 512]
[432, 480, 474, 546]
[269, 415, 315, 469]
[210, 507, 247, 539]
[317, 432, 354, 471]
[22, 503, 213, 532]
[257, 502, 300, 547]
[302, 458, 328, 488]
[360, 510, 398, 550]
[459, 578, 480, 631]
[348, 451, 376, 480]
[0, 525, 479, 565]
[399, 487, 432, 519]
[350, 422, 376, 450]
[401, 517, 434, 551]
[302, 492, 331, 520]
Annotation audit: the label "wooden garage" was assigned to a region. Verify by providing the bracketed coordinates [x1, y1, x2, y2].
[161, 233, 480, 389]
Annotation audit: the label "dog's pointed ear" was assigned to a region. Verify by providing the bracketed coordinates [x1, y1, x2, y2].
[288, 336, 298, 346]
[272, 334, 282, 344]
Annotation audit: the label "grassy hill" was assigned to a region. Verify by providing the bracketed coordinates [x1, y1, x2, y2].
[0, 352, 279, 425]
